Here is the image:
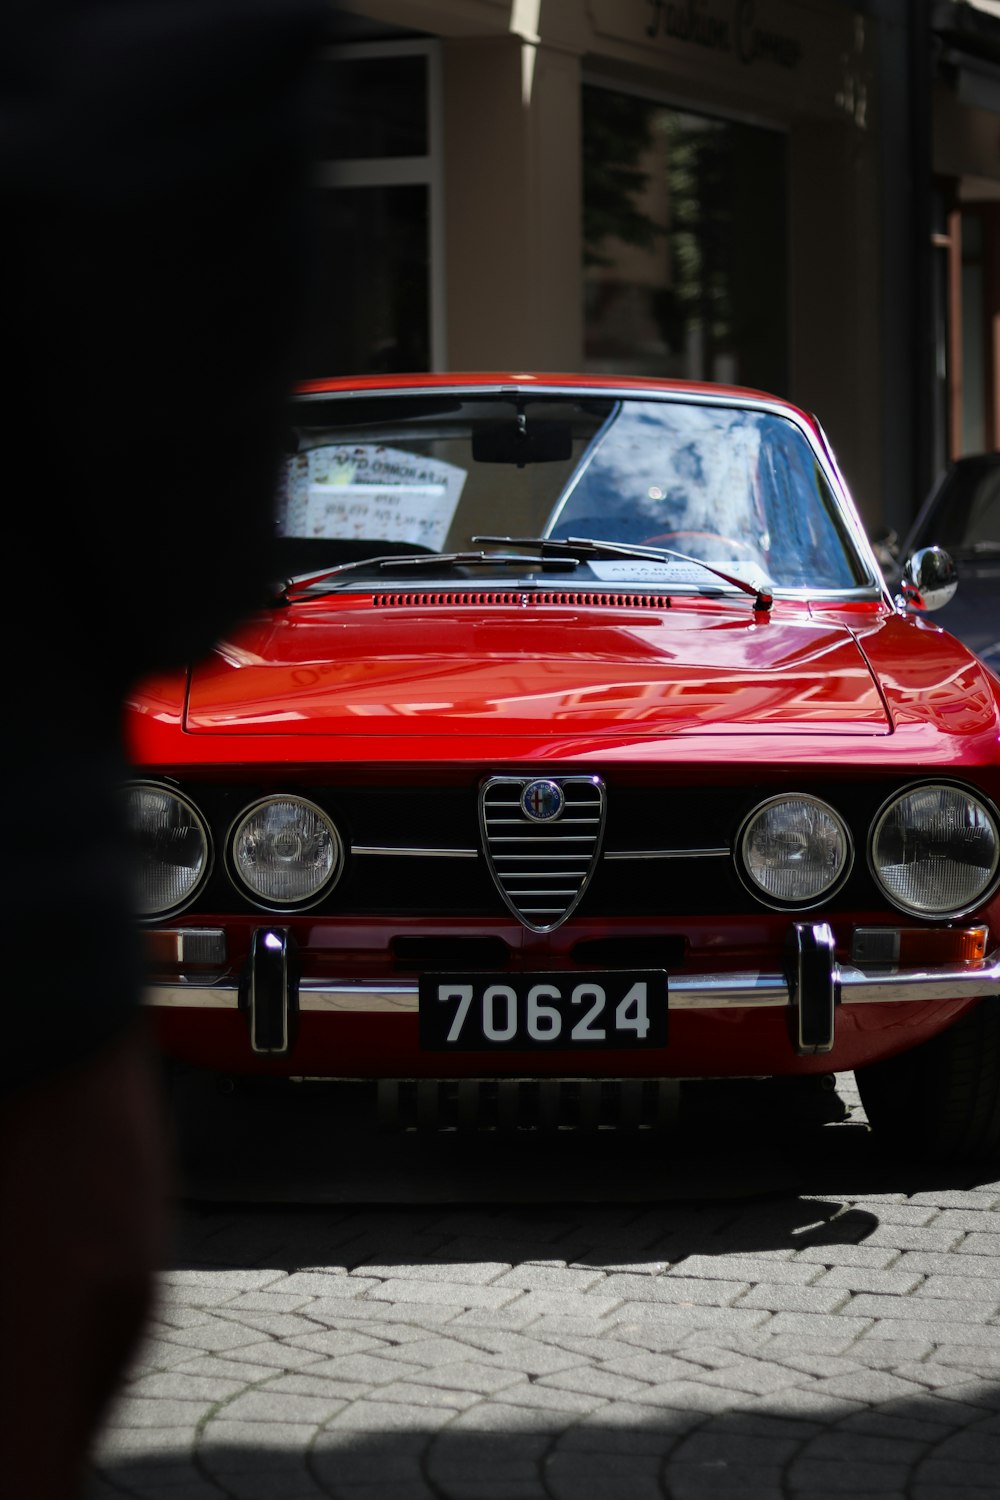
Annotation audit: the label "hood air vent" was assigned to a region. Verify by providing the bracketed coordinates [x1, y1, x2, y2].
[479, 775, 606, 932]
[372, 591, 668, 609]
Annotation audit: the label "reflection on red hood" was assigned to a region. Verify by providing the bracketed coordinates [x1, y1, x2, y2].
[184, 598, 891, 738]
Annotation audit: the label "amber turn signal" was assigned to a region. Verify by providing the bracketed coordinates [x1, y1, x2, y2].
[852, 925, 988, 966]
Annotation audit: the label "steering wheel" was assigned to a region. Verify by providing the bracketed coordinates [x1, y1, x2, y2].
[640, 529, 761, 561]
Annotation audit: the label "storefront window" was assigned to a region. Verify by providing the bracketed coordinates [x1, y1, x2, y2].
[298, 41, 442, 380]
[300, 185, 430, 379]
[582, 85, 788, 394]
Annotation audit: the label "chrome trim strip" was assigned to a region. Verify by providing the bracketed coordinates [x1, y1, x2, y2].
[354, 846, 731, 862]
[147, 985, 235, 1009]
[604, 848, 730, 861]
[145, 948, 1000, 1012]
[352, 846, 479, 859]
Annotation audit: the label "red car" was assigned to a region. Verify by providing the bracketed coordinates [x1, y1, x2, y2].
[126, 374, 1000, 1162]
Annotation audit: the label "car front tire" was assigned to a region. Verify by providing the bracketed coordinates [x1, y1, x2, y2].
[855, 998, 1000, 1164]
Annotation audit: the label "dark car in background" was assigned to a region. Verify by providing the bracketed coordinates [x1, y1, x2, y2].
[883, 453, 1000, 673]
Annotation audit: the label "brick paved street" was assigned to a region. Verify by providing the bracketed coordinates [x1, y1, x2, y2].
[85, 1073, 1000, 1499]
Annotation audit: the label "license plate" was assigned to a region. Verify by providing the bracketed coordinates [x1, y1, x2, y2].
[418, 971, 667, 1051]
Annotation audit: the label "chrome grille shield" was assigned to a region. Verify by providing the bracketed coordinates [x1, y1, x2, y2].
[479, 775, 606, 932]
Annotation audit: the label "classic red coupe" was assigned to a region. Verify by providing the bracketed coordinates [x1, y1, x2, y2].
[126, 374, 1000, 1161]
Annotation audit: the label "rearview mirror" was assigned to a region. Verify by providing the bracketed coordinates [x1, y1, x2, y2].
[472, 419, 572, 467]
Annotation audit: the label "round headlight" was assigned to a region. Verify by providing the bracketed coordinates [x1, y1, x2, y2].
[739, 795, 852, 907]
[124, 782, 211, 917]
[230, 796, 343, 908]
[870, 783, 1000, 917]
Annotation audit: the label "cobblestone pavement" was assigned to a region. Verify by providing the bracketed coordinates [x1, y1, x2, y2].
[85, 1073, 1000, 1499]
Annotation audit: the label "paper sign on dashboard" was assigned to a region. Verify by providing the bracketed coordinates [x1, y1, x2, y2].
[282, 445, 465, 551]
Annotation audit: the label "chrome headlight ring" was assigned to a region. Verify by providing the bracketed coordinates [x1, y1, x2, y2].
[227, 794, 345, 912]
[123, 780, 213, 919]
[736, 793, 854, 911]
[868, 780, 1000, 919]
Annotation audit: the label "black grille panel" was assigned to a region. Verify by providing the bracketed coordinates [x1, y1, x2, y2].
[151, 773, 908, 921]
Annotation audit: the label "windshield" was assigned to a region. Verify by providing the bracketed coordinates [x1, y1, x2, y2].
[275, 392, 868, 593]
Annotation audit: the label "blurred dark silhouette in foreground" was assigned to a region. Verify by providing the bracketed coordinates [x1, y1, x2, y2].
[0, 3, 332, 1493]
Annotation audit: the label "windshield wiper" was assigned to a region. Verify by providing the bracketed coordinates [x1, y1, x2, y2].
[275, 549, 581, 601]
[474, 535, 774, 613]
[275, 535, 774, 613]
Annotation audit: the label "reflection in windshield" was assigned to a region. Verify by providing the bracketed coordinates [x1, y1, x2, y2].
[278, 394, 867, 592]
[548, 404, 860, 588]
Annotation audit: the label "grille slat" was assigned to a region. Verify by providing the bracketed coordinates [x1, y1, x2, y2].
[488, 840, 599, 852]
[509, 882, 578, 894]
[491, 858, 593, 870]
[480, 776, 606, 932]
[487, 816, 601, 826]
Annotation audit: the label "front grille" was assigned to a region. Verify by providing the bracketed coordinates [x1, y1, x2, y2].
[479, 776, 606, 931]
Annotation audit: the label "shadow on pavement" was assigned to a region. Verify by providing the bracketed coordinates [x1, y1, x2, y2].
[83, 1070, 1000, 1499]
[165, 1065, 997, 1209]
[88, 1382, 1000, 1500]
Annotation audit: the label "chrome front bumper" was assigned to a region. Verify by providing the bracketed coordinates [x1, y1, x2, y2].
[145, 922, 1000, 1059]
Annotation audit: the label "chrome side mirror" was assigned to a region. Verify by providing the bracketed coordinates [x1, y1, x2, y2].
[896, 546, 958, 613]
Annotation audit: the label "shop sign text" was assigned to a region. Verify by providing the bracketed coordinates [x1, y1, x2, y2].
[645, 0, 801, 68]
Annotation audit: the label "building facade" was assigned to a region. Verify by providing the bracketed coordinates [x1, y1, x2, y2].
[308, 0, 1000, 536]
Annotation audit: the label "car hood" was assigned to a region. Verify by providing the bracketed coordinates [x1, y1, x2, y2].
[183, 599, 892, 739]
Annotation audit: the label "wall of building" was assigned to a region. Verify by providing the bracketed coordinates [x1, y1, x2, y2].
[442, 33, 584, 370]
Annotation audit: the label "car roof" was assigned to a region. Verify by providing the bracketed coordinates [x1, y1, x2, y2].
[294, 372, 821, 434]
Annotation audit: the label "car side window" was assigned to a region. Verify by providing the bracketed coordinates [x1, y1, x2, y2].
[965, 471, 1000, 544]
